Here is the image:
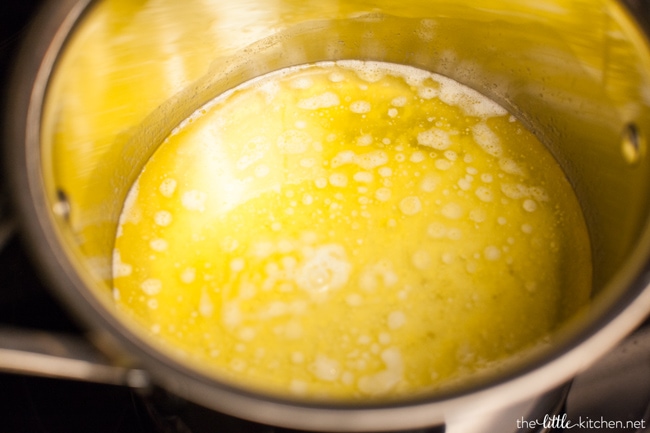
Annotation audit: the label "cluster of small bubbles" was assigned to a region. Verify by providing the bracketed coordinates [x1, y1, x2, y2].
[141, 279, 162, 296]
[298, 92, 340, 110]
[111, 59, 590, 401]
[154, 210, 173, 226]
[159, 178, 177, 197]
[350, 101, 372, 114]
[150, 239, 168, 252]
[399, 196, 422, 215]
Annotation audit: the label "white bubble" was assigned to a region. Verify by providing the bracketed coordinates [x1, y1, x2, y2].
[375, 187, 392, 202]
[427, 222, 447, 238]
[311, 355, 340, 381]
[112, 251, 132, 279]
[410, 151, 426, 163]
[355, 151, 389, 170]
[500, 158, 525, 176]
[230, 258, 245, 272]
[412, 249, 432, 270]
[353, 171, 374, 183]
[420, 174, 440, 192]
[417, 128, 451, 150]
[438, 79, 508, 117]
[441, 252, 455, 264]
[458, 178, 472, 191]
[315, 177, 328, 188]
[259, 80, 280, 102]
[180, 267, 196, 284]
[329, 173, 348, 187]
[141, 279, 162, 296]
[295, 244, 351, 294]
[435, 159, 452, 170]
[329, 72, 345, 82]
[475, 186, 494, 202]
[182, 190, 207, 212]
[379, 167, 393, 177]
[290, 77, 313, 89]
[501, 183, 529, 199]
[357, 347, 404, 395]
[472, 123, 502, 157]
[350, 101, 372, 114]
[359, 260, 399, 291]
[523, 199, 538, 212]
[391, 96, 408, 107]
[150, 238, 168, 252]
[484, 246, 501, 261]
[290, 380, 308, 395]
[447, 228, 463, 240]
[418, 86, 438, 99]
[331, 150, 356, 168]
[441, 203, 463, 219]
[399, 196, 422, 215]
[154, 210, 173, 226]
[159, 178, 177, 197]
[388, 311, 406, 329]
[354, 66, 385, 83]
[469, 208, 487, 223]
[199, 291, 214, 317]
[530, 187, 549, 202]
[297, 92, 340, 110]
[444, 150, 458, 161]
[357, 134, 373, 146]
[302, 194, 314, 205]
[346, 293, 364, 306]
[277, 129, 312, 154]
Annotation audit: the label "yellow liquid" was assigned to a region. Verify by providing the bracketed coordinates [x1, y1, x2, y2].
[113, 61, 591, 400]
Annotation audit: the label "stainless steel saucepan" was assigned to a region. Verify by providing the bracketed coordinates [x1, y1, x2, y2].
[4, 0, 650, 431]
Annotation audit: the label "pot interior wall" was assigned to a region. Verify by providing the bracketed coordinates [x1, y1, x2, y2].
[37, 0, 650, 397]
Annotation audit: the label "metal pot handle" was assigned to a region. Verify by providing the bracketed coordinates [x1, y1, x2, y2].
[0, 326, 150, 389]
[0, 212, 149, 390]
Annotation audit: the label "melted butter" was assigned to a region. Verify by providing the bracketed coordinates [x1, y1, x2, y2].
[112, 61, 591, 400]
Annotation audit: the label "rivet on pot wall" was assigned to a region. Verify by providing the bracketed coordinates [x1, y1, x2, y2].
[621, 123, 645, 165]
[52, 189, 71, 221]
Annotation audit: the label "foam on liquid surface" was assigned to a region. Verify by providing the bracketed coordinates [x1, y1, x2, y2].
[113, 61, 591, 400]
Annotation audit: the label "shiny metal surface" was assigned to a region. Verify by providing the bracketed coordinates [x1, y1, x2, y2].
[0, 328, 150, 388]
[4, 0, 650, 431]
[565, 326, 650, 432]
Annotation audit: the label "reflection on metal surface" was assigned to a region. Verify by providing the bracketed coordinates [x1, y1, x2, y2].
[621, 123, 645, 165]
[52, 188, 71, 220]
[40, 0, 650, 293]
[6, 0, 650, 430]
[0, 328, 150, 389]
[565, 326, 650, 432]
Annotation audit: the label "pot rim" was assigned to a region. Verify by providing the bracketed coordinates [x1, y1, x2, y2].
[4, 0, 650, 431]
